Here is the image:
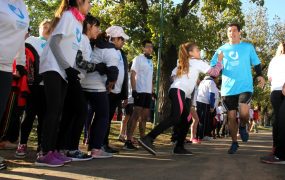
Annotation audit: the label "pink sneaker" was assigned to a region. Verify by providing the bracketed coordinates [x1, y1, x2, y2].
[192, 138, 201, 144]
[53, 151, 72, 163]
[90, 148, 112, 158]
[15, 144, 27, 158]
[35, 151, 64, 167]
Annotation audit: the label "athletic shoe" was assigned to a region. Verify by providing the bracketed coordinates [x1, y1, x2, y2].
[260, 155, 285, 164]
[0, 141, 18, 150]
[15, 144, 27, 158]
[123, 140, 138, 150]
[53, 151, 72, 163]
[192, 138, 201, 144]
[0, 156, 7, 170]
[90, 148, 113, 158]
[35, 151, 64, 167]
[138, 136, 156, 155]
[228, 142, 239, 154]
[66, 150, 93, 161]
[102, 145, 119, 154]
[0, 162, 7, 170]
[173, 146, 193, 156]
[239, 126, 249, 142]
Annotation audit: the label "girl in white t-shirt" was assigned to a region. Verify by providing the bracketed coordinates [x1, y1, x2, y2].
[0, 0, 29, 170]
[139, 42, 223, 155]
[261, 42, 285, 164]
[15, 19, 51, 159]
[56, 14, 103, 162]
[37, 0, 91, 167]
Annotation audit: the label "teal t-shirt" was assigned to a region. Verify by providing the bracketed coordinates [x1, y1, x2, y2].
[210, 42, 261, 96]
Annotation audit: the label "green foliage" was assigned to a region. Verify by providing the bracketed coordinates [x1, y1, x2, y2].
[24, 0, 60, 36]
[201, 0, 245, 58]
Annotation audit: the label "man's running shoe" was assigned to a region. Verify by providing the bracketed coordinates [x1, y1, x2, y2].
[228, 142, 239, 154]
[239, 126, 249, 142]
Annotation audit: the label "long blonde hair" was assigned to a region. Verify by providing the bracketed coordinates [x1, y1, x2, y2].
[176, 42, 197, 78]
[275, 42, 285, 57]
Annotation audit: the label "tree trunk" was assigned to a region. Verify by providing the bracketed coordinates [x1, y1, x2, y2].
[157, 44, 178, 123]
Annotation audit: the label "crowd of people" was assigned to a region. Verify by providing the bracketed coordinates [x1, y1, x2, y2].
[0, 0, 285, 170]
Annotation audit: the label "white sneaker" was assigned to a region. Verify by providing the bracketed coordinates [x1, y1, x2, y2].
[90, 148, 113, 158]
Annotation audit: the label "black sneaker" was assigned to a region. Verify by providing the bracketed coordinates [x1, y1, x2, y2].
[123, 140, 138, 150]
[260, 155, 285, 164]
[66, 150, 93, 161]
[0, 160, 7, 170]
[173, 146, 193, 155]
[103, 145, 119, 154]
[138, 136, 156, 155]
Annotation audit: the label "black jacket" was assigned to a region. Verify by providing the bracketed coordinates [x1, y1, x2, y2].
[119, 49, 128, 100]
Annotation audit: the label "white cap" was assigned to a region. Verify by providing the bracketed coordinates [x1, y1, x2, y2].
[106, 25, 129, 40]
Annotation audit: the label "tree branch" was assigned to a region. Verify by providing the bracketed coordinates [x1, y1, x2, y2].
[179, 0, 199, 18]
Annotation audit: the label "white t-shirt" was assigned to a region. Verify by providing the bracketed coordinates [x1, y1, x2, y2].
[197, 78, 217, 104]
[0, 0, 29, 72]
[112, 50, 125, 94]
[81, 47, 119, 92]
[25, 36, 47, 56]
[170, 59, 210, 98]
[40, 11, 83, 80]
[267, 54, 285, 92]
[131, 54, 153, 93]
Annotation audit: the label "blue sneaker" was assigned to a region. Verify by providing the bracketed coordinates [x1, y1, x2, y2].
[239, 126, 249, 142]
[228, 142, 239, 154]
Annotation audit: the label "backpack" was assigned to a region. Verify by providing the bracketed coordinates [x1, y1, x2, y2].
[25, 43, 42, 85]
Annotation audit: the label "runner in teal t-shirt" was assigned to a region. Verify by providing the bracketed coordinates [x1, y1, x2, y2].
[210, 23, 265, 155]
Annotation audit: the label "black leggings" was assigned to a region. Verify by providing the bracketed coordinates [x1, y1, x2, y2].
[196, 101, 211, 139]
[20, 85, 45, 146]
[148, 88, 187, 146]
[270, 90, 285, 159]
[41, 71, 67, 153]
[171, 98, 191, 146]
[104, 93, 121, 146]
[56, 80, 87, 151]
[85, 91, 109, 150]
[0, 71, 13, 122]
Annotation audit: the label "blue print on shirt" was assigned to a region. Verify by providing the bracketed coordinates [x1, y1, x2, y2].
[76, 28, 82, 43]
[8, 4, 24, 19]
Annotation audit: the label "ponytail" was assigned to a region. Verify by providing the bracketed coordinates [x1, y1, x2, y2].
[48, 0, 82, 34]
[176, 42, 197, 78]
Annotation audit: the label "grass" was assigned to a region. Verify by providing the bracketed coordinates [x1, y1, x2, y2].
[28, 121, 173, 150]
